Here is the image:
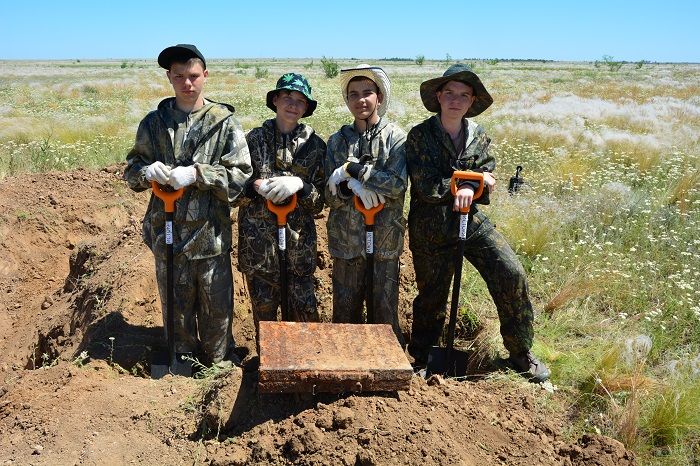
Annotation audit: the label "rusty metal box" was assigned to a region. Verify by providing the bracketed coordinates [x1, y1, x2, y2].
[258, 321, 412, 393]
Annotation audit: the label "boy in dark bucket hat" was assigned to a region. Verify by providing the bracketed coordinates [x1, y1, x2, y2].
[124, 44, 253, 369]
[238, 73, 326, 338]
[406, 64, 550, 382]
[324, 65, 407, 346]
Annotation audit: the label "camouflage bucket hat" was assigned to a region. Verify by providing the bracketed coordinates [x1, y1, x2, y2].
[339, 64, 391, 117]
[266, 73, 318, 117]
[420, 63, 493, 117]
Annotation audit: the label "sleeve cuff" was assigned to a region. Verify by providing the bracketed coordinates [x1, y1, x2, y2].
[299, 181, 313, 198]
[346, 162, 364, 179]
[338, 181, 353, 198]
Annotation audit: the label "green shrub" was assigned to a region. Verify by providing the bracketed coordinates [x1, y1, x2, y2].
[320, 56, 339, 78]
[415, 54, 425, 66]
[254, 66, 269, 79]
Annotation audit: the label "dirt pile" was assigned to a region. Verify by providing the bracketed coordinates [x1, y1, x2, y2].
[0, 168, 635, 464]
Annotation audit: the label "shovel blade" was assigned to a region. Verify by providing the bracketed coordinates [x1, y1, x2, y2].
[425, 346, 471, 378]
[151, 350, 193, 379]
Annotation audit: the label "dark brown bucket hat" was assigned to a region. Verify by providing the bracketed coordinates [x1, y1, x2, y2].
[419, 63, 493, 117]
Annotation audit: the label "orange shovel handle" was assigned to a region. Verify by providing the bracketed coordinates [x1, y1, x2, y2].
[266, 194, 298, 226]
[450, 171, 485, 213]
[354, 195, 384, 226]
[151, 181, 184, 213]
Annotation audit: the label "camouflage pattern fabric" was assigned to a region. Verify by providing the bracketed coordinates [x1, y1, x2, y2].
[406, 115, 534, 362]
[155, 252, 234, 363]
[237, 119, 326, 322]
[124, 97, 253, 260]
[407, 214, 534, 363]
[245, 271, 319, 333]
[324, 119, 408, 261]
[406, 115, 494, 254]
[124, 97, 252, 363]
[332, 256, 405, 346]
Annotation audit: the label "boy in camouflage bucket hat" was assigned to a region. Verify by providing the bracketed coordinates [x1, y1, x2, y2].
[405, 63, 550, 382]
[124, 44, 253, 368]
[238, 73, 326, 340]
[324, 65, 408, 346]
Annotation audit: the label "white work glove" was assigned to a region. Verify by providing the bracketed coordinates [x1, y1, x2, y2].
[266, 176, 304, 204]
[168, 166, 197, 190]
[327, 163, 351, 196]
[254, 179, 271, 197]
[144, 161, 171, 185]
[348, 178, 385, 209]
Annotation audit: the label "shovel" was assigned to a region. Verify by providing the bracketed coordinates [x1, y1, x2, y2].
[426, 171, 484, 377]
[267, 194, 297, 321]
[150, 181, 193, 378]
[354, 196, 384, 323]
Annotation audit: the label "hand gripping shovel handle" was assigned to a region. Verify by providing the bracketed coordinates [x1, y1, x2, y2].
[449, 171, 485, 213]
[150, 182, 184, 373]
[446, 172, 484, 372]
[267, 194, 298, 321]
[354, 196, 384, 324]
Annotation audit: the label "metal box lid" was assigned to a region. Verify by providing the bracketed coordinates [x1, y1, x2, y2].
[258, 321, 412, 393]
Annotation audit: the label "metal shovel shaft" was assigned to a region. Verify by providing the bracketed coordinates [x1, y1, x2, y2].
[446, 212, 469, 371]
[150, 182, 184, 377]
[166, 211, 176, 369]
[267, 195, 297, 322]
[354, 196, 384, 324]
[278, 225, 289, 321]
[365, 224, 375, 324]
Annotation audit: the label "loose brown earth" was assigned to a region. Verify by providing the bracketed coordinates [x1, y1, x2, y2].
[0, 168, 635, 465]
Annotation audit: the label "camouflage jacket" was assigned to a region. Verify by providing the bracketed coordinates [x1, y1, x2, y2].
[237, 119, 326, 276]
[124, 97, 252, 260]
[325, 119, 407, 260]
[406, 115, 495, 254]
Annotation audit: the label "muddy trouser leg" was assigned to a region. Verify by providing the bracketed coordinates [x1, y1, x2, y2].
[155, 255, 199, 354]
[372, 258, 405, 347]
[332, 256, 365, 324]
[462, 225, 534, 355]
[244, 271, 279, 349]
[288, 272, 320, 323]
[193, 253, 235, 364]
[408, 252, 454, 363]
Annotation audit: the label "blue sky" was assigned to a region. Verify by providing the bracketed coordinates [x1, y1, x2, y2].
[3, 0, 698, 62]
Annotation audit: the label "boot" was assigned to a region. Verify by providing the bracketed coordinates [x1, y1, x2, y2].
[509, 351, 550, 383]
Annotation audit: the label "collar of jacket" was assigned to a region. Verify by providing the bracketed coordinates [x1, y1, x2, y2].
[262, 118, 314, 145]
[156, 97, 234, 127]
[429, 115, 479, 156]
[339, 117, 389, 141]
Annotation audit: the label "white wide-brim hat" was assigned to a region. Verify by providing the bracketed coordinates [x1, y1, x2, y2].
[338, 64, 391, 117]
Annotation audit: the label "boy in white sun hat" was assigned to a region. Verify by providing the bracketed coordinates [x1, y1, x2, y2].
[325, 64, 407, 346]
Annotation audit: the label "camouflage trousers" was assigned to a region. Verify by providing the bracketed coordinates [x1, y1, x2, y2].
[155, 252, 234, 364]
[408, 218, 534, 363]
[245, 269, 320, 334]
[332, 256, 405, 347]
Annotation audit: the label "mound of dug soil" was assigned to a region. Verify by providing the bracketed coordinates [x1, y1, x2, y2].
[0, 168, 635, 465]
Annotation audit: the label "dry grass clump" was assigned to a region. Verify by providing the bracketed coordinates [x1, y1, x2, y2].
[666, 168, 699, 214]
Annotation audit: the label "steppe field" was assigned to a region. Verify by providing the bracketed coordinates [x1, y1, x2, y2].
[0, 58, 698, 465]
